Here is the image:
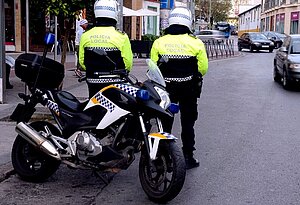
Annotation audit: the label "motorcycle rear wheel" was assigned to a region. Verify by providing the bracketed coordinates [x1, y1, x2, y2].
[11, 121, 61, 182]
[139, 141, 186, 203]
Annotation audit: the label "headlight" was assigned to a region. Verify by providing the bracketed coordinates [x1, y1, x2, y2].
[270, 42, 274, 46]
[254, 42, 260, 46]
[289, 63, 300, 69]
[154, 86, 171, 109]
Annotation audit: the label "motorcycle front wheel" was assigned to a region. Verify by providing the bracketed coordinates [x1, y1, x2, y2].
[11, 121, 61, 182]
[139, 141, 186, 203]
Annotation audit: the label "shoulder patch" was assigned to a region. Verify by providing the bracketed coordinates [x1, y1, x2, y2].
[116, 29, 126, 35]
[189, 34, 197, 39]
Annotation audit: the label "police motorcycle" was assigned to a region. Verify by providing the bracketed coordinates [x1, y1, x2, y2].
[10, 33, 186, 203]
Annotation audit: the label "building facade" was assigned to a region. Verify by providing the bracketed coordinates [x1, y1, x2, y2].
[5, 0, 161, 52]
[229, 0, 261, 33]
[261, 0, 300, 34]
[238, 4, 261, 35]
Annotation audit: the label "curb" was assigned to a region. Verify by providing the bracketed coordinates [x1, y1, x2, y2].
[0, 162, 15, 183]
[208, 51, 242, 62]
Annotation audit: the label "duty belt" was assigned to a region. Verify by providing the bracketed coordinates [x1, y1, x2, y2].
[87, 78, 125, 84]
[164, 75, 193, 83]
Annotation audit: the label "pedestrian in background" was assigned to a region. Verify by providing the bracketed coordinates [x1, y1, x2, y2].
[79, 0, 133, 98]
[150, 7, 208, 169]
[75, 19, 88, 78]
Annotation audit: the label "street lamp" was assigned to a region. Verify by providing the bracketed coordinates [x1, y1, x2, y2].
[209, 0, 212, 29]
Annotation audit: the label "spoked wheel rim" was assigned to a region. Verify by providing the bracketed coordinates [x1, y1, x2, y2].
[20, 142, 46, 172]
[139, 141, 186, 203]
[143, 154, 174, 193]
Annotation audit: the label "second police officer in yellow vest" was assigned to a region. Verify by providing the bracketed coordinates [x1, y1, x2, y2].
[151, 7, 208, 169]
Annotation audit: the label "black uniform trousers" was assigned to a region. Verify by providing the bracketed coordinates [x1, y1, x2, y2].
[163, 80, 199, 156]
[87, 83, 111, 98]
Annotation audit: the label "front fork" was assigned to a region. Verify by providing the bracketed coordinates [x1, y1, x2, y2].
[138, 114, 177, 160]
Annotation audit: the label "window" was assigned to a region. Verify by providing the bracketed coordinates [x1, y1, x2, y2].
[290, 12, 299, 34]
[4, 0, 15, 44]
[146, 6, 157, 35]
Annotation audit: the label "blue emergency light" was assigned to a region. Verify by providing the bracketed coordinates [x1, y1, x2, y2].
[168, 103, 179, 114]
[136, 89, 150, 100]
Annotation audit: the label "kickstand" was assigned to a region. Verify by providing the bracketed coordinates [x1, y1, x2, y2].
[93, 171, 116, 186]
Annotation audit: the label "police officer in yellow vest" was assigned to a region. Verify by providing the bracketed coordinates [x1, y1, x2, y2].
[150, 7, 208, 169]
[79, 0, 133, 98]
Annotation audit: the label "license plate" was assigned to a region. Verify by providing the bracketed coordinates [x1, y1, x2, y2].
[262, 45, 269, 48]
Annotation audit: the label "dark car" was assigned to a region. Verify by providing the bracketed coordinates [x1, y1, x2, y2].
[238, 32, 275, 52]
[262, 31, 287, 48]
[273, 34, 300, 89]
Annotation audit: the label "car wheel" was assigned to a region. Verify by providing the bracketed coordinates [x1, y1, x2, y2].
[273, 61, 280, 83]
[250, 45, 254, 52]
[282, 70, 292, 90]
[269, 49, 273, 53]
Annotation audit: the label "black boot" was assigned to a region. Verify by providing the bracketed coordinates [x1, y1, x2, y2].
[184, 154, 199, 169]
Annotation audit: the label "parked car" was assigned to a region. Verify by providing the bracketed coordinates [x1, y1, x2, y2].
[238, 32, 275, 52]
[195, 30, 226, 41]
[273, 34, 300, 89]
[262, 31, 287, 48]
[5, 55, 15, 89]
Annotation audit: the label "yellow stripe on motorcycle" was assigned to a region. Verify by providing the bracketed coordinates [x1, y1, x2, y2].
[147, 132, 177, 160]
[91, 97, 98, 104]
[149, 132, 177, 140]
[100, 84, 118, 92]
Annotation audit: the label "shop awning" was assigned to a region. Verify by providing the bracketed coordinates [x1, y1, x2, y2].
[123, 7, 138, 17]
[123, 7, 159, 17]
[136, 8, 159, 16]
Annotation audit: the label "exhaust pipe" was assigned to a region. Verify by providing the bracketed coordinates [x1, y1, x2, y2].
[16, 122, 61, 160]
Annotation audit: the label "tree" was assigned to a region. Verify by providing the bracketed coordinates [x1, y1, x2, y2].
[195, 0, 232, 24]
[30, 0, 86, 65]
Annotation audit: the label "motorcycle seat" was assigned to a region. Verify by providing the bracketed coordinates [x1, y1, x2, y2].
[54, 91, 81, 112]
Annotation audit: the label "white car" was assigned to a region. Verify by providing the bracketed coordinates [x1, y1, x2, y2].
[5, 55, 15, 89]
[5, 55, 15, 69]
[195, 30, 226, 41]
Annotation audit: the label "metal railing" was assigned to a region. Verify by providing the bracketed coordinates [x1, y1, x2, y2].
[203, 39, 235, 59]
[131, 38, 236, 59]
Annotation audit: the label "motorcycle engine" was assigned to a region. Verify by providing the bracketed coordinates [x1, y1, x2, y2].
[76, 131, 102, 160]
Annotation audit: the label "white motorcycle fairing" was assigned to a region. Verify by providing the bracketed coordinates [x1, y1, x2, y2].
[84, 87, 130, 129]
[148, 132, 177, 160]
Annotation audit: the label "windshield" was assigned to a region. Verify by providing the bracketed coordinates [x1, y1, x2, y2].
[276, 33, 287, 38]
[145, 59, 166, 87]
[250, 33, 268, 40]
[291, 39, 300, 54]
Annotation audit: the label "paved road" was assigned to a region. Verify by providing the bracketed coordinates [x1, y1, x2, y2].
[93, 50, 300, 205]
[2, 50, 300, 205]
